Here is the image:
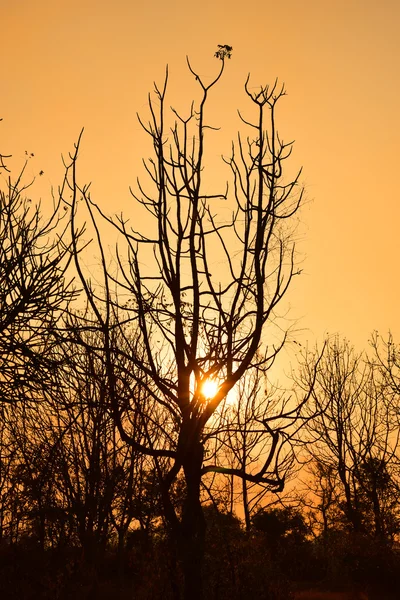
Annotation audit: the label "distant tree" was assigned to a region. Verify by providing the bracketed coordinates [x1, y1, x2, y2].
[252, 506, 308, 549]
[0, 156, 78, 405]
[370, 332, 400, 418]
[303, 459, 343, 538]
[67, 50, 307, 600]
[214, 365, 301, 532]
[0, 405, 18, 543]
[45, 320, 157, 564]
[354, 456, 399, 540]
[299, 336, 398, 539]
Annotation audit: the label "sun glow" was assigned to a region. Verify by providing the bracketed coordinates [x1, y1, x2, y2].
[200, 378, 219, 400]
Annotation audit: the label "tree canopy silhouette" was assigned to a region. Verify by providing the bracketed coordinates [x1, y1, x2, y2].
[0, 151, 78, 405]
[66, 52, 306, 599]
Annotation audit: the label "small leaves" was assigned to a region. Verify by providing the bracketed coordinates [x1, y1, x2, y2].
[215, 44, 233, 60]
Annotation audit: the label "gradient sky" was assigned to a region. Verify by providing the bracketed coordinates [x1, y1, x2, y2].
[2, 0, 400, 352]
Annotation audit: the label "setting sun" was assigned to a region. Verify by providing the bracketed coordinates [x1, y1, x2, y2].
[201, 379, 219, 399]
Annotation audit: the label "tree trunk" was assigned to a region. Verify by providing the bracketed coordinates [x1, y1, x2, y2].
[242, 478, 251, 532]
[180, 440, 206, 600]
[338, 463, 362, 533]
[371, 484, 383, 538]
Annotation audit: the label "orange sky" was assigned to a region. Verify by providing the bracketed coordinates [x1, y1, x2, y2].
[2, 0, 400, 352]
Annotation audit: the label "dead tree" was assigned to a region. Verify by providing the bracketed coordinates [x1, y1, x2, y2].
[299, 336, 398, 539]
[0, 154, 78, 405]
[67, 50, 306, 599]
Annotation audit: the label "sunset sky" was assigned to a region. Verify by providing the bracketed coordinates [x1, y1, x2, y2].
[2, 0, 400, 353]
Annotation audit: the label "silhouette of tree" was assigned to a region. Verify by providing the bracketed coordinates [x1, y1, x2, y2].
[252, 505, 308, 549]
[67, 54, 306, 599]
[0, 405, 19, 543]
[370, 331, 400, 416]
[0, 160, 78, 405]
[303, 459, 343, 537]
[299, 336, 399, 540]
[44, 320, 160, 565]
[213, 365, 303, 532]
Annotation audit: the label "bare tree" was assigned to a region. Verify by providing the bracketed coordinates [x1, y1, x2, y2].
[0, 405, 18, 543]
[50, 318, 156, 565]
[67, 49, 306, 599]
[302, 459, 343, 538]
[213, 366, 303, 532]
[299, 336, 399, 539]
[370, 332, 400, 411]
[0, 159, 78, 405]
